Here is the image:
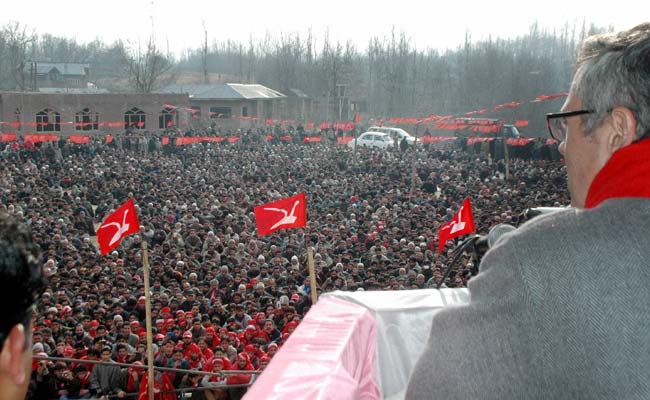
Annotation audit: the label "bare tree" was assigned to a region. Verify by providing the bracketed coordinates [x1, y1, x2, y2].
[127, 37, 174, 93]
[1, 22, 35, 91]
[202, 21, 209, 84]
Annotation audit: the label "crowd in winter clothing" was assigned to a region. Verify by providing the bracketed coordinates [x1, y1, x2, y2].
[0, 134, 566, 399]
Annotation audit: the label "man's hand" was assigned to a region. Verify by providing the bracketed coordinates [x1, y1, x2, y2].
[117, 390, 127, 398]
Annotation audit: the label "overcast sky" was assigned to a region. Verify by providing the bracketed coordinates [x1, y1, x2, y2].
[2, 0, 645, 56]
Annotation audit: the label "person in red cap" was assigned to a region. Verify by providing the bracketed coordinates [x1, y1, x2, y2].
[266, 343, 279, 358]
[88, 320, 101, 338]
[160, 307, 172, 320]
[258, 355, 271, 371]
[243, 344, 267, 370]
[175, 310, 186, 328]
[254, 312, 266, 330]
[239, 325, 257, 347]
[202, 345, 232, 373]
[200, 357, 228, 399]
[133, 296, 147, 321]
[155, 319, 165, 334]
[181, 331, 201, 362]
[227, 353, 254, 385]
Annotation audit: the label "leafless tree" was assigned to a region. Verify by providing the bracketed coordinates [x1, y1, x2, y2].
[0, 22, 35, 90]
[127, 38, 174, 93]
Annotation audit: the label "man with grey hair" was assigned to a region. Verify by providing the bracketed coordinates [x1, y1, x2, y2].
[407, 23, 650, 399]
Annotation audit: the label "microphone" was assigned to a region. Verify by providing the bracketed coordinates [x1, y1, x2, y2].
[471, 223, 516, 257]
[438, 208, 565, 288]
[520, 206, 565, 222]
[487, 223, 517, 248]
[478, 208, 566, 255]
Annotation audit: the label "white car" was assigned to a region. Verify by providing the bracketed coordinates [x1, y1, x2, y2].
[348, 132, 394, 150]
[367, 126, 417, 145]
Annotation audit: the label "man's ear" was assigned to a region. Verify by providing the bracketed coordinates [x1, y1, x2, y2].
[608, 106, 638, 153]
[0, 324, 27, 385]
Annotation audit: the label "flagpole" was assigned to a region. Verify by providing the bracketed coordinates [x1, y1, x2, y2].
[141, 241, 155, 400]
[306, 246, 318, 305]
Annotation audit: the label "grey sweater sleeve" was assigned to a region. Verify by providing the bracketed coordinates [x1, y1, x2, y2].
[406, 199, 650, 400]
[405, 233, 538, 400]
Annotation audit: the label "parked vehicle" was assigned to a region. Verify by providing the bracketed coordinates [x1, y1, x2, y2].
[448, 118, 521, 138]
[347, 132, 394, 150]
[367, 126, 417, 145]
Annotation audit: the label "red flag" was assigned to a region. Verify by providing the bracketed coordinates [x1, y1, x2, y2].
[68, 135, 90, 144]
[1, 133, 16, 142]
[438, 197, 476, 253]
[96, 199, 141, 256]
[138, 372, 175, 400]
[254, 193, 307, 236]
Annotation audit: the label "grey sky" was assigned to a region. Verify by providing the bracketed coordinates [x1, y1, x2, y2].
[2, 0, 644, 56]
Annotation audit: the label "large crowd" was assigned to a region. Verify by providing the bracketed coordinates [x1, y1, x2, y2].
[0, 132, 566, 399]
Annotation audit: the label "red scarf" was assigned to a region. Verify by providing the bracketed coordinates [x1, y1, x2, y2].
[585, 139, 650, 208]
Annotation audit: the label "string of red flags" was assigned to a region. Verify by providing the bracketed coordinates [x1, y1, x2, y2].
[254, 192, 307, 237]
[0, 92, 567, 131]
[531, 93, 569, 102]
[0, 133, 542, 147]
[96, 198, 141, 256]
[438, 197, 476, 254]
[24, 134, 58, 143]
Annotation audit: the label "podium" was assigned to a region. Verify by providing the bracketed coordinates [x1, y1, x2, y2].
[245, 288, 470, 400]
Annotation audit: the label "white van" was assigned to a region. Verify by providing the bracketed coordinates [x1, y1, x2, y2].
[367, 126, 417, 145]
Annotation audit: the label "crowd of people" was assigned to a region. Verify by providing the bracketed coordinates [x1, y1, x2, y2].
[0, 133, 567, 399]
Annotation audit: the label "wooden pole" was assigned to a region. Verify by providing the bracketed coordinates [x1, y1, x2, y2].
[307, 246, 318, 305]
[141, 241, 155, 400]
[410, 136, 418, 195]
[503, 137, 511, 181]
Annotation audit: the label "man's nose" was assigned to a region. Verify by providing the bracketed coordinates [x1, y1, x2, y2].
[558, 140, 567, 156]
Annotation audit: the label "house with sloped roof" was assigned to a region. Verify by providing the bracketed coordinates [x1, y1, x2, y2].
[24, 62, 91, 90]
[157, 83, 286, 128]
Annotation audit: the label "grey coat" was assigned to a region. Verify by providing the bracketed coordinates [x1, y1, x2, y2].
[90, 360, 126, 395]
[406, 198, 650, 399]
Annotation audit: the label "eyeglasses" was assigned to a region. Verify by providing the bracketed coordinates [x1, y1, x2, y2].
[546, 110, 593, 142]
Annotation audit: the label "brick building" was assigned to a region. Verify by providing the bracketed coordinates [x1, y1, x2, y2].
[157, 83, 286, 129]
[0, 92, 190, 136]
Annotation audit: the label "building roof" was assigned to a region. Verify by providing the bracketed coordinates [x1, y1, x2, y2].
[38, 87, 110, 94]
[288, 88, 310, 99]
[27, 62, 90, 76]
[158, 83, 286, 100]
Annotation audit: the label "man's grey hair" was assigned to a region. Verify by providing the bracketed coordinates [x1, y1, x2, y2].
[573, 23, 650, 140]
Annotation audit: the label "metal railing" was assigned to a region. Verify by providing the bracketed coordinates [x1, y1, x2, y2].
[32, 355, 259, 400]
